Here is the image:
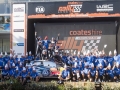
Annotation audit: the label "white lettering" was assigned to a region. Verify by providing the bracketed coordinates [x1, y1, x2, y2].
[71, 5, 82, 12]
[96, 4, 113, 12]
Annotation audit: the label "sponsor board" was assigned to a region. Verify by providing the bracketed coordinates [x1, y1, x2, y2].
[28, 1, 120, 18]
[12, 4, 25, 58]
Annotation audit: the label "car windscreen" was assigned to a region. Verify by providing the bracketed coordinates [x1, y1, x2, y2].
[43, 61, 56, 67]
[32, 61, 42, 66]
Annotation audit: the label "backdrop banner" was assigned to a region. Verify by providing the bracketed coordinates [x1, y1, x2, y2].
[12, 4, 25, 57]
[28, 1, 120, 18]
[35, 22, 116, 54]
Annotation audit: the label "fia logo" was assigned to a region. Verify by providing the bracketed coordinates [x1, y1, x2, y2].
[35, 6, 45, 13]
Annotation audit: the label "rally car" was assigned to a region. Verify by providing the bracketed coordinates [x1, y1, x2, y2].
[30, 60, 63, 78]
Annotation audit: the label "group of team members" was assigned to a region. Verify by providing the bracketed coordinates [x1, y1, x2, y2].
[0, 51, 40, 85]
[36, 34, 60, 60]
[58, 50, 120, 83]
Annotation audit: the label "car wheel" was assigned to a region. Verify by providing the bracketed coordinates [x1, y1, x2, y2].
[42, 69, 50, 77]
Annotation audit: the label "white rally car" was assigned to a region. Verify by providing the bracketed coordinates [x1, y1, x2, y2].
[30, 60, 62, 78]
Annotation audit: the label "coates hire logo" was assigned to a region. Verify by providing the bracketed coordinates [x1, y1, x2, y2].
[58, 2, 83, 13]
[96, 4, 113, 12]
[14, 7, 24, 12]
[69, 30, 102, 36]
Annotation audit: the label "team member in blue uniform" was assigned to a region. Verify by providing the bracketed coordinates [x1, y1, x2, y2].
[18, 62, 23, 73]
[67, 55, 73, 66]
[1, 64, 10, 80]
[0, 53, 4, 69]
[62, 53, 68, 64]
[113, 50, 119, 64]
[14, 66, 21, 81]
[82, 63, 89, 81]
[72, 62, 80, 81]
[58, 65, 70, 82]
[43, 36, 51, 50]
[96, 63, 105, 82]
[16, 58, 20, 67]
[78, 61, 84, 73]
[25, 52, 28, 60]
[106, 63, 114, 82]
[3, 52, 9, 65]
[14, 53, 18, 62]
[30, 67, 40, 82]
[113, 62, 120, 82]
[89, 63, 96, 82]
[9, 54, 14, 67]
[86, 50, 93, 65]
[28, 51, 34, 61]
[9, 63, 15, 78]
[97, 52, 105, 68]
[28, 64, 33, 74]
[20, 53, 25, 63]
[42, 46, 47, 60]
[107, 51, 114, 67]
[20, 67, 28, 85]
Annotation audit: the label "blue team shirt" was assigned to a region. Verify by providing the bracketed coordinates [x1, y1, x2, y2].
[72, 67, 79, 74]
[20, 58, 25, 62]
[83, 57, 87, 62]
[10, 59, 14, 66]
[30, 71, 38, 78]
[98, 68, 105, 76]
[89, 68, 96, 76]
[97, 57, 105, 67]
[3, 57, 9, 64]
[21, 71, 28, 78]
[62, 56, 67, 63]
[107, 56, 114, 66]
[106, 69, 114, 78]
[0, 59, 4, 67]
[28, 56, 33, 61]
[9, 69, 15, 76]
[28, 68, 33, 73]
[36, 57, 40, 60]
[83, 68, 89, 75]
[61, 70, 70, 78]
[114, 56, 119, 62]
[113, 68, 120, 75]
[78, 61, 84, 68]
[18, 67, 23, 72]
[86, 56, 93, 64]
[14, 71, 21, 77]
[43, 40, 51, 49]
[2, 69, 9, 75]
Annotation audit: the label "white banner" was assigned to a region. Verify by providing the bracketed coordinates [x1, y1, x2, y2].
[12, 4, 25, 58]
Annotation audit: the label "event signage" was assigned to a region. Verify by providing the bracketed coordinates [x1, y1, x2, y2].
[28, 1, 120, 18]
[12, 4, 25, 57]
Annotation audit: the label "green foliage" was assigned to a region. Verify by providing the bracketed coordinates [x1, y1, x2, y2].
[0, 79, 120, 90]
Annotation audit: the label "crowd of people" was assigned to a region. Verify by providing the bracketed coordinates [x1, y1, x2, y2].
[58, 50, 120, 83]
[0, 34, 120, 85]
[0, 51, 40, 85]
